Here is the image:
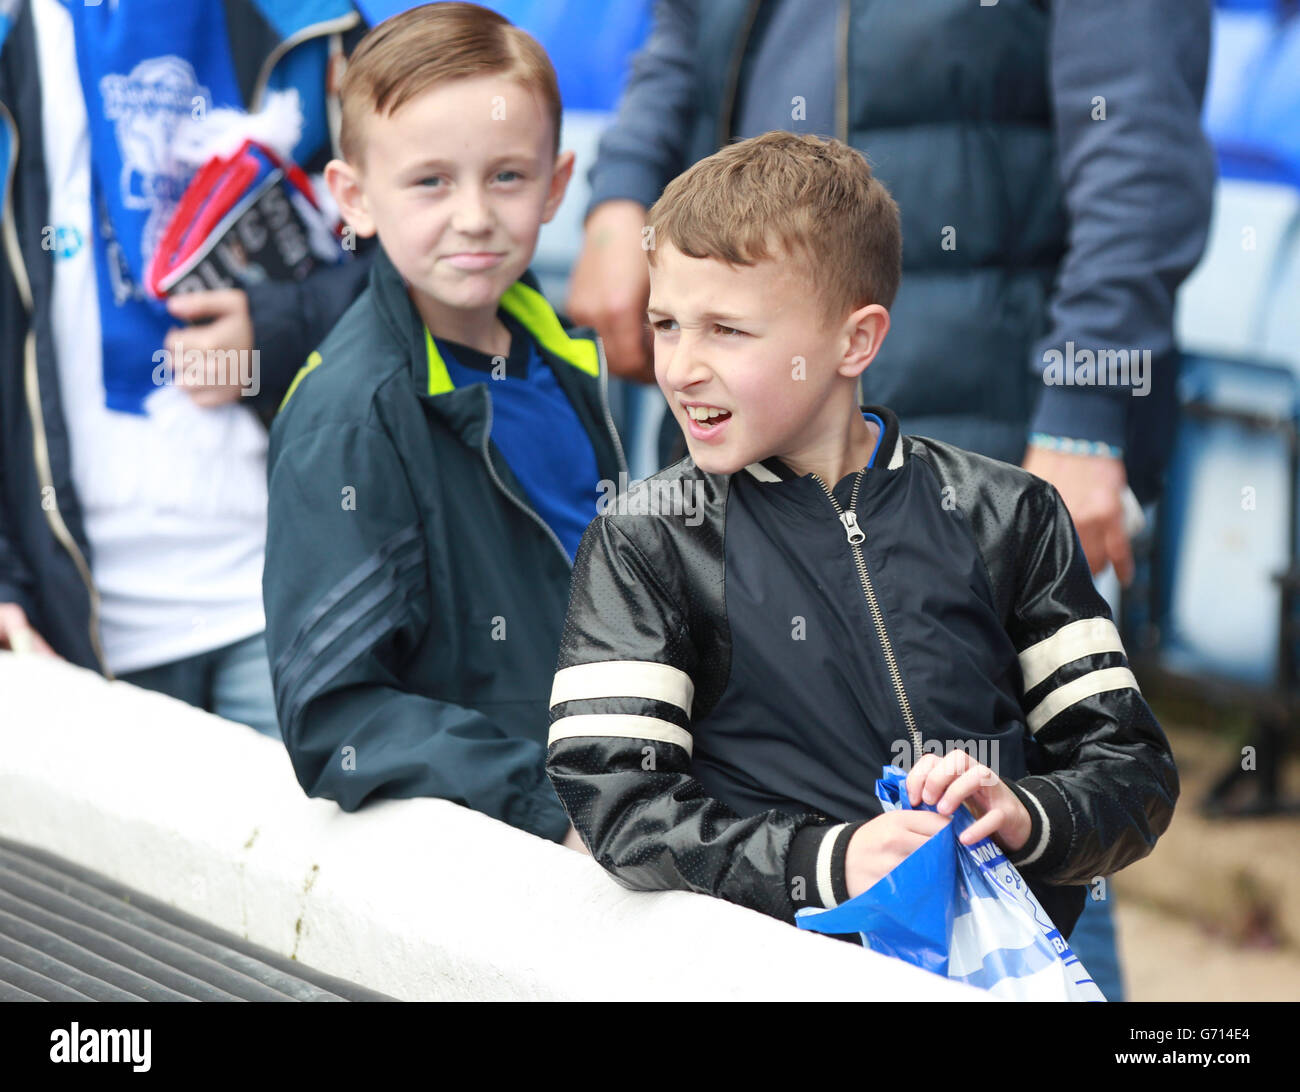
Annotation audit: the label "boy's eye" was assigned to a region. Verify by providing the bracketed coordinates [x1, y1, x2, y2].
[417, 176, 444, 189]
[494, 170, 523, 183]
[714, 324, 745, 337]
[651, 318, 678, 333]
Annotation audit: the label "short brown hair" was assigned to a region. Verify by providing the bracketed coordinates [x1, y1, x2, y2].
[338, 2, 562, 166]
[646, 132, 902, 318]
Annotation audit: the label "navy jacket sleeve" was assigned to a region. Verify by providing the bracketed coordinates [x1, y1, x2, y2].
[1030, 0, 1215, 449]
[0, 343, 35, 616]
[547, 513, 854, 923]
[1001, 479, 1180, 885]
[264, 414, 569, 842]
[246, 251, 375, 414]
[584, 0, 698, 217]
[0, 511, 35, 616]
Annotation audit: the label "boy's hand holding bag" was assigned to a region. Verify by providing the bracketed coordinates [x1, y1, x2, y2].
[796, 763, 1106, 1001]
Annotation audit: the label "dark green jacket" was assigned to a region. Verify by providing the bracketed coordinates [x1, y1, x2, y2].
[264, 246, 626, 840]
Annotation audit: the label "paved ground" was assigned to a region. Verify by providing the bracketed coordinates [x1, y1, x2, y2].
[1116, 900, 1300, 1002]
[1108, 717, 1300, 1002]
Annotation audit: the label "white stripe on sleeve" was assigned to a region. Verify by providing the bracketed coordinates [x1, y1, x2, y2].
[1025, 667, 1140, 735]
[1009, 788, 1052, 868]
[816, 823, 849, 907]
[550, 660, 695, 713]
[548, 714, 694, 756]
[1018, 617, 1126, 693]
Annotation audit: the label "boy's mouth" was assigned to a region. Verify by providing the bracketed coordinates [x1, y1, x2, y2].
[444, 252, 505, 271]
[683, 403, 731, 425]
[683, 403, 732, 439]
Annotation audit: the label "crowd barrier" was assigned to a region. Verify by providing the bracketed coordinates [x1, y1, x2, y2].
[0, 652, 984, 1001]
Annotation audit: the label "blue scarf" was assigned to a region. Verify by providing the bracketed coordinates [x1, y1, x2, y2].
[63, 0, 244, 414]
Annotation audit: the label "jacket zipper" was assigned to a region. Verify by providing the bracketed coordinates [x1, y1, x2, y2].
[836, 0, 850, 143]
[721, 1, 847, 145]
[476, 334, 629, 570]
[593, 334, 629, 479]
[811, 469, 921, 760]
[0, 101, 110, 675]
[476, 387, 572, 570]
[717, 0, 763, 147]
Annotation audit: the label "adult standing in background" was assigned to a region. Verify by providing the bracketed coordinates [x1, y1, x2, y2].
[567, 0, 1215, 1002]
[0, 0, 371, 735]
[572, 0, 1214, 582]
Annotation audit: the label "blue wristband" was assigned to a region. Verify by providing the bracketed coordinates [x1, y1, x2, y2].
[1028, 432, 1123, 459]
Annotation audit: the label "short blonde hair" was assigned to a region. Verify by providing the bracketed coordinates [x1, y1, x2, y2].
[339, 2, 561, 166]
[646, 131, 902, 319]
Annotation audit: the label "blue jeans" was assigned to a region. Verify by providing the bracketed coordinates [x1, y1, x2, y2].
[1067, 886, 1126, 1001]
[120, 632, 281, 740]
[1064, 566, 1128, 1003]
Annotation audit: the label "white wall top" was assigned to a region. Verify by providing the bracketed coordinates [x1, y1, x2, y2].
[0, 653, 984, 1002]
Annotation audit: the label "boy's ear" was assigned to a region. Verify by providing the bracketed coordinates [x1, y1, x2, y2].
[540, 149, 576, 225]
[838, 303, 890, 380]
[324, 157, 377, 239]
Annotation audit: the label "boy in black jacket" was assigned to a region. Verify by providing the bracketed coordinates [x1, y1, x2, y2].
[546, 132, 1178, 936]
[264, 4, 624, 846]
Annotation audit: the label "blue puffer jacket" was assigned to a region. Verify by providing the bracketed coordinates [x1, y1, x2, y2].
[590, 0, 1215, 493]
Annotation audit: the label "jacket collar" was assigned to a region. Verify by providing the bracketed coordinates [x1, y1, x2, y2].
[743, 405, 905, 483]
[221, 0, 360, 111]
[366, 243, 624, 482]
[368, 243, 599, 397]
[423, 280, 600, 396]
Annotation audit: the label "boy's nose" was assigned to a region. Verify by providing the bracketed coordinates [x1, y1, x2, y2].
[450, 188, 494, 234]
[663, 331, 713, 391]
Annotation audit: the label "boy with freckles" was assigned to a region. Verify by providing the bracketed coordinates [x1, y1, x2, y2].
[263, 3, 623, 848]
[546, 131, 1178, 939]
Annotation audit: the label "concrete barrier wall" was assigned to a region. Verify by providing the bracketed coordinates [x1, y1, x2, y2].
[0, 653, 985, 1001]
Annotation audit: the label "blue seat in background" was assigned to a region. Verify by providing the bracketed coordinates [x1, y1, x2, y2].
[1152, 355, 1297, 690]
[1140, 266, 1300, 814]
[1162, 170, 1300, 697]
[1125, 3, 1300, 813]
[1207, 1, 1300, 186]
[1139, 348, 1300, 816]
[353, 1, 653, 112]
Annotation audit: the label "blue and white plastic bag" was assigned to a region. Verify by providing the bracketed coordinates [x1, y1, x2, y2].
[796, 766, 1105, 1001]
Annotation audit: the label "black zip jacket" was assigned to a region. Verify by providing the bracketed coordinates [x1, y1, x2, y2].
[264, 245, 627, 840]
[546, 407, 1178, 936]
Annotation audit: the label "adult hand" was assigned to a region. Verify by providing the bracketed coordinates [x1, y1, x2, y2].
[567, 199, 655, 384]
[1022, 445, 1134, 585]
[0, 603, 60, 657]
[163, 289, 256, 407]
